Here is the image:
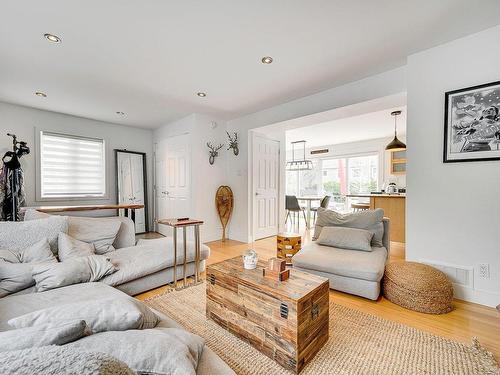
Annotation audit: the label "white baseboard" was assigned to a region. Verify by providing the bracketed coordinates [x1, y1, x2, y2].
[453, 285, 500, 308]
[419, 258, 499, 308]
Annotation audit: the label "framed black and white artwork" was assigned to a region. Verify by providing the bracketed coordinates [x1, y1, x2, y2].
[444, 80, 500, 163]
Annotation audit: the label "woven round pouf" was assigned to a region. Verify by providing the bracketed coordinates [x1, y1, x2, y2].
[383, 261, 453, 314]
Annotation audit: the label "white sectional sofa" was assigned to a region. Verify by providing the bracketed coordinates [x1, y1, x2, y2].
[0, 214, 234, 374]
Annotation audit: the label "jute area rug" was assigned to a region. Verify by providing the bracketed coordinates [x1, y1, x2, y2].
[144, 283, 499, 375]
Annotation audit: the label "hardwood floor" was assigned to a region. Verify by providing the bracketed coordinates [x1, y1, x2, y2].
[136, 230, 500, 359]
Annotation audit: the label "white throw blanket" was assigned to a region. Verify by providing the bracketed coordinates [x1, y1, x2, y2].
[0, 345, 135, 375]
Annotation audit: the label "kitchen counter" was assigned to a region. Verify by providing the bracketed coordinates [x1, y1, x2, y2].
[346, 194, 405, 243]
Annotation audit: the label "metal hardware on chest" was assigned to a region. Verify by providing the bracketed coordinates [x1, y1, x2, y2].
[209, 274, 216, 285]
[311, 304, 319, 320]
[280, 303, 288, 319]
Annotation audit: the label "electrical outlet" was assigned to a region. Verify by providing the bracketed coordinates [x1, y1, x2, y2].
[478, 263, 490, 279]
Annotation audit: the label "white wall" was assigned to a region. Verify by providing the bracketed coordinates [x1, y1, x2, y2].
[406, 25, 500, 307]
[227, 66, 407, 242]
[154, 114, 228, 242]
[0, 101, 154, 226]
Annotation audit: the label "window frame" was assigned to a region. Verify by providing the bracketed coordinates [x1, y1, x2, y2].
[36, 130, 109, 202]
[286, 151, 381, 197]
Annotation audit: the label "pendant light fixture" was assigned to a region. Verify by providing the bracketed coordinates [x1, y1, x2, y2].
[286, 140, 313, 171]
[385, 110, 406, 151]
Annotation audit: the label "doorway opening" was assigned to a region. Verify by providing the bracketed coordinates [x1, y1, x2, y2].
[248, 93, 407, 258]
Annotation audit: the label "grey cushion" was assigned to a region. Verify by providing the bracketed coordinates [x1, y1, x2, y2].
[8, 297, 159, 333]
[66, 328, 204, 375]
[0, 238, 57, 264]
[108, 216, 136, 249]
[0, 240, 58, 297]
[0, 249, 19, 263]
[22, 209, 51, 220]
[58, 233, 95, 261]
[317, 226, 374, 252]
[24, 210, 135, 251]
[0, 283, 128, 330]
[314, 207, 385, 247]
[292, 242, 387, 282]
[31, 255, 117, 292]
[0, 345, 134, 375]
[67, 217, 121, 254]
[0, 320, 88, 352]
[101, 239, 210, 287]
[0, 262, 35, 298]
[0, 216, 68, 254]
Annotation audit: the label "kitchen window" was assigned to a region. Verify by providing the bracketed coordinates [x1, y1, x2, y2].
[39, 131, 106, 199]
[286, 153, 379, 211]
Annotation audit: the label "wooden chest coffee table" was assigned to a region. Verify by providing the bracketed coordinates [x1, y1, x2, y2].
[206, 257, 329, 373]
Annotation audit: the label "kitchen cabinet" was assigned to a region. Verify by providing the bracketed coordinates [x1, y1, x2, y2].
[391, 150, 406, 175]
[347, 194, 406, 243]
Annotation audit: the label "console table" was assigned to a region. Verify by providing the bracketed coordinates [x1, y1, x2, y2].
[31, 204, 144, 223]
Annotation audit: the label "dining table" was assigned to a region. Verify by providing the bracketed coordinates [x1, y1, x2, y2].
[296, 196, 323, 228]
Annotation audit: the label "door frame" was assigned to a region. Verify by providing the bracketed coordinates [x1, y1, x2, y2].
[153, 133, 192, 234]
[114, 149, 148, 233]
[249, 131, 282, 242]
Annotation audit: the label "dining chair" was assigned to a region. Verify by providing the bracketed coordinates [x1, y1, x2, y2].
[285, 195, 307, 227]
[311, 195, 331, 223]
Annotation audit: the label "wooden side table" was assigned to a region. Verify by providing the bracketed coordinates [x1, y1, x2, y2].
[157, 218, 204, 289]
[277, 232, 301, 266]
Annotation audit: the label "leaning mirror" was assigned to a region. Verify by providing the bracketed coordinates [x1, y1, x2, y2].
[115, 149, 148, 233]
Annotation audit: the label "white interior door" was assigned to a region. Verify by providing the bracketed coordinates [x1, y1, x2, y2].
[117, 152, 146, 233]
[252, 134, 279, 240]
[155, 134, 191, 236]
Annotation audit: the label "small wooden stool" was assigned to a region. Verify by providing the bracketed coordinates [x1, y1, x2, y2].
[351, 203, 370, 211]
[277, 232, 301, 266]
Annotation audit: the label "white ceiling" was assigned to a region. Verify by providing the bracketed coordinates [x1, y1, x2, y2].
[286, 107, 407, 148]
[1, 1, 499, 129]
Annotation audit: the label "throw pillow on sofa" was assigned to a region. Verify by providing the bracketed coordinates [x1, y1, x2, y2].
[58, 233, 95, 261]
[67, 217, 122, 254]
[313, 207, 385, 247]
[0, 240, 59, 297]
[0, 238, 56, 264]
[0, 262, 35, 298]
[23, 209, 122, 254]
[0, 216, 68, 255]
[317, 226, 374, 252]
[31, 255, 117, 292]
[9, 298, 160, 333]
[0, 320, 89, 352]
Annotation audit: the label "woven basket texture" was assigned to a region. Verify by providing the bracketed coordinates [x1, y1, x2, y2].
[383, 261, 453, 314]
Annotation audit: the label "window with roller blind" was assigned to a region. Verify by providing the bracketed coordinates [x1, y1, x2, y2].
[39, 131, 106, 199]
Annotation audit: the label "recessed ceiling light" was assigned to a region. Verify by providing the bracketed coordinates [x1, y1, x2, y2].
[197, 92, 207, 97]
[261, 56, 273, 64]
[35, 92, 47, 98]
[44, 33, 61, 43]
[116, 111, 125, 115]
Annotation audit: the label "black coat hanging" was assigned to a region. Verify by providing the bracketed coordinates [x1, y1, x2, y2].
[1, 133, 30, 221]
